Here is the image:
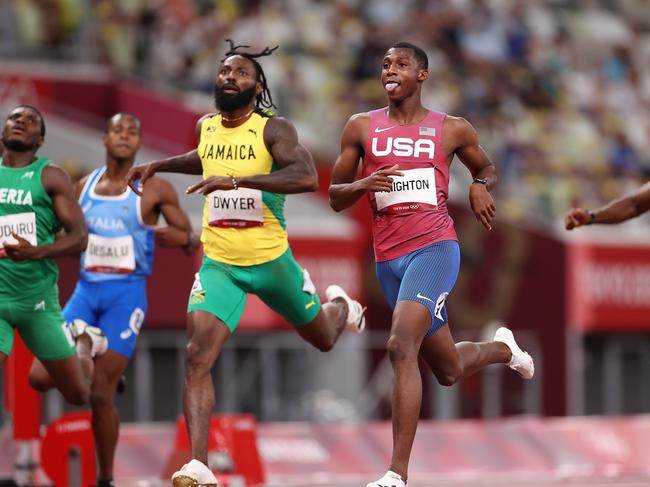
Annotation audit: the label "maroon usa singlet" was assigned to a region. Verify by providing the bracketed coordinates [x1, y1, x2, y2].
[362, 108, 457, 262]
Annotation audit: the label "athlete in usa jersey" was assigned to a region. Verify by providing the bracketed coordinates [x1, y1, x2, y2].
[362, 107, 457, 261]
[30, 113, 197, 487]
[329, 42, 535, 487]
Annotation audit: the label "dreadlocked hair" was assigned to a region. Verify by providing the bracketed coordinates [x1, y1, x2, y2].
[222, 39, 278, 109]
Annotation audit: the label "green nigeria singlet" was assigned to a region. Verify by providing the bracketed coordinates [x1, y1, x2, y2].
[0, 157, 62, 297]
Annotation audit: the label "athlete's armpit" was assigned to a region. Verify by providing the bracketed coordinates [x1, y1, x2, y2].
[329, 114, 374, 212]
[144, 177, 197, 252]
[37, 165, 87, 258]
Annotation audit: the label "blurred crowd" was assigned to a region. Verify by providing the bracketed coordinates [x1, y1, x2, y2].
[4, 0, 650, 230]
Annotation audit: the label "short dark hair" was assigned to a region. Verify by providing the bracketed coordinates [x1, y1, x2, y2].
[389, 42, 428, 70]
[106, 112, 142, 133]
[222, 39, 279, 109]
[12, 105, 46, 137]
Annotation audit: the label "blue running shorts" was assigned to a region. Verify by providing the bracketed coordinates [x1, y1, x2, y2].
[63, 279, 147, 359]
[376, 240, 460, 336]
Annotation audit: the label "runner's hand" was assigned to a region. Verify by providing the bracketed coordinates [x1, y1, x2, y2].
[186, 176, 235, 195]
[565, 208, 591, 230]
[3, 232, 41, 261]
[126, 163, 158, 195]
[362, 164, 403, 193]
[469, 183, 496, 230]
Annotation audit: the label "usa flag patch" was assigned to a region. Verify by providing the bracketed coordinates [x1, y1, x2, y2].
[419, 126, 435, 136]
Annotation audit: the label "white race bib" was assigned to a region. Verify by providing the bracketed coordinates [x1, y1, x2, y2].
[84, 234, 136, 273]
[207, 188, 264, 228]
[374, 167, 438, 214]
[0, 212, 37, 257]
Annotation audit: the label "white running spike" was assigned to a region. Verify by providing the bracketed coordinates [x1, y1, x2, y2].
[171, 459, 218, 487]
[366, 470, 406, 487]
[494, 326, 535, 379]
[325, 284, 366, 333]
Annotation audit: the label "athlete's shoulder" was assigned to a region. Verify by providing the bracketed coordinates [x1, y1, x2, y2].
[75, 173, 91, 197]
[254, 107, 276, 118]
[139, 175, 178, 206]
[142, 175, 175, 194]
[196, 113, 217, 139]
[341, 112, 372, 143]
[443, 115, 475, 133]
[443, 115, 478, 150]
[42, 163, 74, 194]
[263, 115, 298, 139]
[199, 112, 218, 123]
[42, 162, 69, 179]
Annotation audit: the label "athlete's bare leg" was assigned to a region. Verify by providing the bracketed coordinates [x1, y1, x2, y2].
[385, 301, 431, 481]
[184, 310, 231, 463]
[419, 324, 510, 385]
[386, 301, 512, 480]
[91, 351, 129, 483]
[27, 335, 95, 405]
[294, 301, 348, 351]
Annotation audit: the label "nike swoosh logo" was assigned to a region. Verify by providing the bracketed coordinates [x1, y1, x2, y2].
[374, 126, 398, 133]
[416, 293, 434, 303]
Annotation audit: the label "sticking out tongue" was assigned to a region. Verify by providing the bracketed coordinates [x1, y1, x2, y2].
[385, 82, 399, 93]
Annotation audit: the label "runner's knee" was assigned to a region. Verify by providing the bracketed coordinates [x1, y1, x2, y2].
[434, 360, 463, 386]
[28, 370, 50, 392]
[387, 334, 418, 363]
[63, 385, 90, 406]
[311, 335, 335, 353]
[185, 339, 216, 374]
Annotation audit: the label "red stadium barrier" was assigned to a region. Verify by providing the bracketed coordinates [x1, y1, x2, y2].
[40, 411, 96, 487]
[567, 242, 650, 331]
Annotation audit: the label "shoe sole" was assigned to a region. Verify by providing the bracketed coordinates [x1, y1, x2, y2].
[172, 475, 217, 487]
[513, 354, 535, 379]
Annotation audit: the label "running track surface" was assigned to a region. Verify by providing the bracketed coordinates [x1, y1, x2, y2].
[115, 479, 650, 487]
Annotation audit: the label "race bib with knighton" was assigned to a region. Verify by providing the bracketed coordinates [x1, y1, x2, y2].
[0, 212, 37, 257]
[84, 234, 136, 273]
[208, 188, 264, 228]
[374, 167, 438, 214]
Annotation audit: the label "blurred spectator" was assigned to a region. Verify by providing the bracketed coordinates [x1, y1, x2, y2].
[4, 0, 650, 231]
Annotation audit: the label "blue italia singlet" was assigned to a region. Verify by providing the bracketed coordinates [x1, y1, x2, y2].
[78, 167, 154, 281]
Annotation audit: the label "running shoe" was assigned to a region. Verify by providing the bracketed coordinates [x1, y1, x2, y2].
[68, 319, 108, 356]
[494, 326, 534, 379]
[366, 470, 406, 487]
[325, 284, 366, 333]
[171, 459, 218, 487]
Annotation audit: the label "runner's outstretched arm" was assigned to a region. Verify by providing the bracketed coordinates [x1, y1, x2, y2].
[126, 115, 212, 194]
[566, 181, 650, 229]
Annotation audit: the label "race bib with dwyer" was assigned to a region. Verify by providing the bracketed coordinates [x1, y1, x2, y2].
[84, 234, 136, 273]
[208, 188, 264, 228]
[374, 167, 438, 214]
[0, 212, 37, 257]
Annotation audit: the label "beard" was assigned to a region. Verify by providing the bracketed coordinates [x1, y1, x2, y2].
[1, 137, 37, 152]
[214, 84, 257, 112]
